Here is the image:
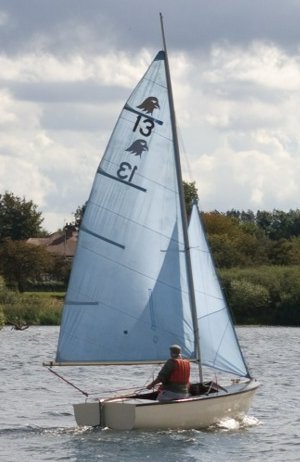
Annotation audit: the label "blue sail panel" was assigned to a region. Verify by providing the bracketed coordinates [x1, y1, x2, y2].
[188, 203, 249, 377]
[56, 51, 195, 363]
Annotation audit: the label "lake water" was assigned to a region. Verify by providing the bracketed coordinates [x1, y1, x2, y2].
[0, 326, 299, 462]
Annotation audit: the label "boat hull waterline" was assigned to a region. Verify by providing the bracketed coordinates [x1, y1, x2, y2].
[73, 380, 259, 430]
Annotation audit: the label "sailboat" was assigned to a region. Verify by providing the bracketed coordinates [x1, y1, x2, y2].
[44, 15, 259, 430]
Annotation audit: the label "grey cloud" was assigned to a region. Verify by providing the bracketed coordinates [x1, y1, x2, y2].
[8, 81, 127, 104]
[1, 0, 300, 56]
[2, 0, 300, 231]
[40, 103, 116, 132]
[202, 79, 284, 104]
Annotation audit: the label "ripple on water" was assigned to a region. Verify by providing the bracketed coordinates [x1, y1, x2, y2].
[214, 415, 262, 432]
[1, 326, 300, 462]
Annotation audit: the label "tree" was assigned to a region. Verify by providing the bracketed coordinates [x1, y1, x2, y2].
[208, 234, 242, 268]
[73, 202, 87, 229]
[203, 212, 269, 267]
[0, 192, 46, 242]
[255, 209, 300, 240]
[183, 181, 199, 217]
[229, 279, 271, 324]
[50, 255, 71, 285]
[0, 239, 54, 292]
[203, 212, 241, 237]
[267, 239, 294, 265]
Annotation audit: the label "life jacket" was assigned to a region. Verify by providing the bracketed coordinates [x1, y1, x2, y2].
[168, 359, 190, 384]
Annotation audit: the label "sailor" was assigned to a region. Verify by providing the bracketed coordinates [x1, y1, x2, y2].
[146, 344, 190, 402]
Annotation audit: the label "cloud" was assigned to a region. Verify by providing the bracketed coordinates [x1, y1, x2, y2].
[174, 42, 300, 213]
[0, 49, 151, 231]
[1, 1, 300, 232]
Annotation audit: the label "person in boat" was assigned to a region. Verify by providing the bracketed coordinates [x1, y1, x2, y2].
[146, 344, 190, 402]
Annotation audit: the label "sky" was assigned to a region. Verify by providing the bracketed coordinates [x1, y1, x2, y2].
[1, 0, 300, 232]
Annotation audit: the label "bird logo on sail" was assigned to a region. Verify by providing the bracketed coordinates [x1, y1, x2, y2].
[126, 139, 148, 157]
[137, 97, 160, 114]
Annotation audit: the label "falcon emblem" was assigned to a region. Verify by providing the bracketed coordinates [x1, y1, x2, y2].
[126, 139, 148, 157]
[137, 97, 160, 115]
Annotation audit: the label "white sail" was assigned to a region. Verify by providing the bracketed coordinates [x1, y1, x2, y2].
[188, 203, 249, 377]
[56, 51, 195, 364]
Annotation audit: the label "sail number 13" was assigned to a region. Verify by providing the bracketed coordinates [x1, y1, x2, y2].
[133, 115, 154, 137]
[116, 115, 155, 183]
[117, 162, 138, 182]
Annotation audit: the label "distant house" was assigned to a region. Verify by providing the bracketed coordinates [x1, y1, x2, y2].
[27, 224, 78, 259]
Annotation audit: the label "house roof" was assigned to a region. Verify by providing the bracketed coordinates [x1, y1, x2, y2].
[27, 227, 78, 257]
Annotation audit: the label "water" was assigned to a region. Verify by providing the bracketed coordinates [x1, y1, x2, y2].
[0, 326, 299, 461]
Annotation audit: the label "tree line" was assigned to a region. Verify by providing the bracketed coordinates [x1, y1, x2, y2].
[0, 192, 70, 292]
[0, 188, 300, 326]
[203, 209, 300, 267]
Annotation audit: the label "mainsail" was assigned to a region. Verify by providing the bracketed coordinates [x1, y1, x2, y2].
[56, 51, 195, 364]
[46, 16, 259, 432]
[188, 203, 250, 377]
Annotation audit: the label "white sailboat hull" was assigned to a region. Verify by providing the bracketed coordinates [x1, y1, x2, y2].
[73, 380, 259, 430]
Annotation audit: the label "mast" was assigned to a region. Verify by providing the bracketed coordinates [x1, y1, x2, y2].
[159, 13, 203, 383]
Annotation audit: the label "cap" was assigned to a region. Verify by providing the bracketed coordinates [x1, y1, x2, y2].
[169, 344, 181, 353]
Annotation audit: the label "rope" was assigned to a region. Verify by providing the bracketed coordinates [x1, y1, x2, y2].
[47, 368, 150, 399]
[47, 367, 89, 397]
[88, 385, 145, 395]
[47, 364, 159, 400]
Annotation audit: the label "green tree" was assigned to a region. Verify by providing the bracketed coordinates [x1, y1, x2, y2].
[256, 209, 300, 240]
[0, 192, 46, 241]
[73, 202, 87, 229]
[183, 181, 198, 217]
[288, 237, 300, 264]
[203, 212, 269, 267]
[267, 239, 293, 265]
[208, 234, 242, 268]
[0, 240, 54, 291]
[50, 255, 71, 285]
[229, 279, 271, 323]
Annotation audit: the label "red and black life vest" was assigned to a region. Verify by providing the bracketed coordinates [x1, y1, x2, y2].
[168, 359, 190, 384]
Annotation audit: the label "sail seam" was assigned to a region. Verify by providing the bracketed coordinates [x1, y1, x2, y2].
[193, 289, 225, 302]
[197, 307, 226, 320]
[83, 246, 190, 296]
[87, 201, 185, 247]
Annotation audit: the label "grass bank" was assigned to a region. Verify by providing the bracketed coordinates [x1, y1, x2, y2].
[0, 291, 64, 328]
[1, 265, 300, 327]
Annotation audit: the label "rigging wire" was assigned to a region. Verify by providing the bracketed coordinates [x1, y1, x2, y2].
[47, 366, 159, 398]
[48, 367, 89, 397]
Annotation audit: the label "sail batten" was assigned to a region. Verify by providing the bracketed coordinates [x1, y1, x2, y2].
[124, 104, 164, 125]
[64, 301, 98, 306]
[97, 168, 148, 192]
[81, 226, 126, 249]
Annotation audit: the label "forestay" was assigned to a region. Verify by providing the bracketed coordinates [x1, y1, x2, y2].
[188, 203, 250, 377]
[56, 51, 195, 364]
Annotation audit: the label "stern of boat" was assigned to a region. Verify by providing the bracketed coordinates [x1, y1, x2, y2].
[73, 379, 259, 429]
[73, 401, 102, 427]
